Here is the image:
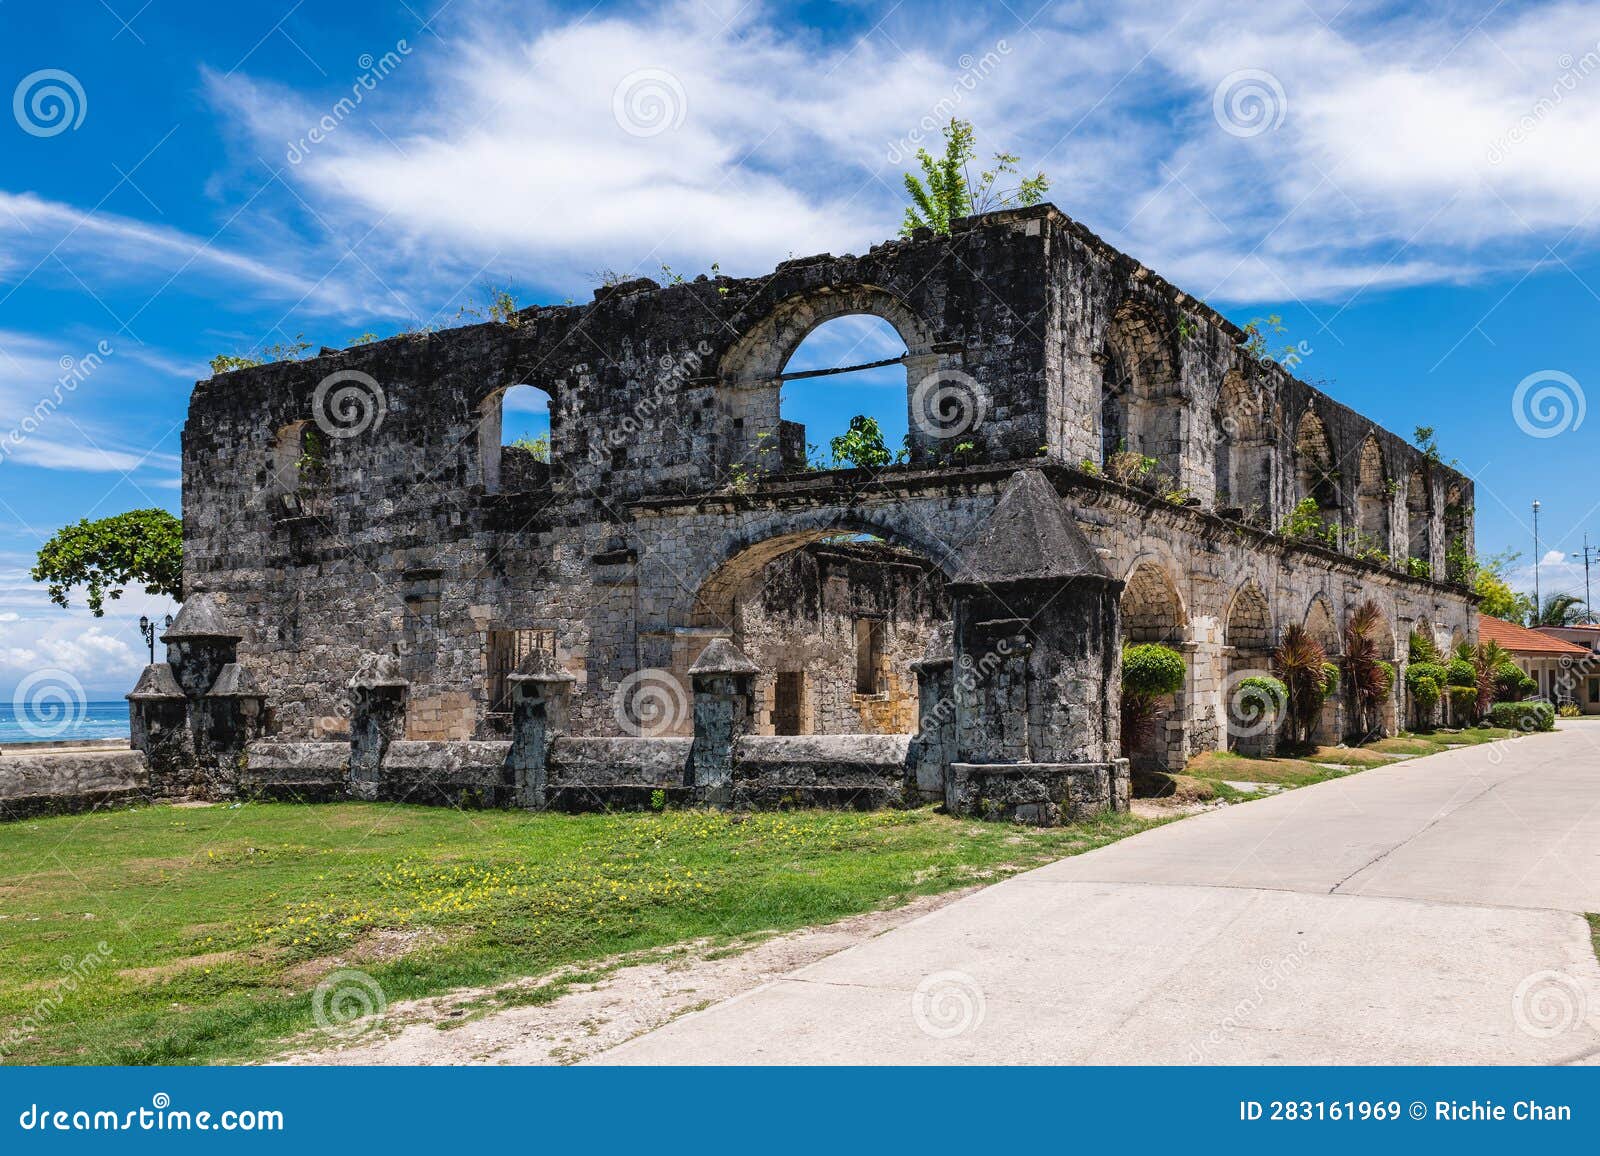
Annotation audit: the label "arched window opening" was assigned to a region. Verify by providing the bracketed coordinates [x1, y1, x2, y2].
[1100, 302, 1179, 484]
[1120, 560, 1187, 769]
[779, 316, 909, 472]
[1293, 410, 1340, 528]
[1214, 372, 1276, 524]
[480, 382, 554, 494]
[269, 420, 321, 512]
[1406, 467, 1432, 564]
[1355, 435, 1391, 554]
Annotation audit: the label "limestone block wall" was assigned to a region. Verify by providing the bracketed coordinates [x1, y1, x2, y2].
[176, 204, 1477, 760]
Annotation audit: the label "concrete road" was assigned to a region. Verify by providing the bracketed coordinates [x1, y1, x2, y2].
[599, 722, 1600, 1064]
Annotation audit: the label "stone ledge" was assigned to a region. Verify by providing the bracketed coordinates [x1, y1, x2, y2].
[949, 760, 1130, 826]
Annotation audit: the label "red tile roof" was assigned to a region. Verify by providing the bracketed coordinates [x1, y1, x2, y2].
[1479, 615, 1592, 656]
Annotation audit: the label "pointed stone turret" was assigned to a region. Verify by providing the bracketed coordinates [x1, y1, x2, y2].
[160, 591, 241, 642]
[126, 662, 184, 701]
[206, 662, 265, 699]
[688, 636, 760, 675]
[950, 469, 1111, 589]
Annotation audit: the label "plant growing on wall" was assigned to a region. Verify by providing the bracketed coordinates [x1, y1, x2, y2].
[899, 118, 1050, 236]
[32, 509, 182, 615]
[1120, 643, 1186, 750]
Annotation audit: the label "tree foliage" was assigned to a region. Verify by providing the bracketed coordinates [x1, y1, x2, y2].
[900, 119, 1049, 236]
[1531, 592, 1586, 627]
[1273, 624, 1330, 747]
[1120, 643, 1185, 750]
[829, 415, 896, 469]
[31, 509, 182, 616]
[1473, 550, 1534, 623]
[1341, 600, 1393, 739]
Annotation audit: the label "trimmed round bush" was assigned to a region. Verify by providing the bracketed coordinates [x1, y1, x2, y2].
[1122, 643, 1186, 697]
[1447, 685, 1478, 717]
[1492, 660, 1524, 699]
[1410, 674, 1441, 711]
[1517, 675, 1538, 699]
[1407, 662, 1447, 694]
[1445, 658, 1478, 690]
[1488, 699, 1555, 733]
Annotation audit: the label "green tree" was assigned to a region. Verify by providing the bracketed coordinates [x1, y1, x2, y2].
[900, 119, 1049, 236]
[829, 415, 896, 469]
[1473, 550, 1534, 623]
[32, 509, 182, 616]
[1531, 592, 1586, 627]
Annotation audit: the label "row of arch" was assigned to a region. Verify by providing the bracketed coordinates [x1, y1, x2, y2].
[1101, 300, 1462, 564]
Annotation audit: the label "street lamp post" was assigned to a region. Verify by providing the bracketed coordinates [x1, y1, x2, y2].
[138, 614, 173, 665]
[1532, 500, 1541, 618]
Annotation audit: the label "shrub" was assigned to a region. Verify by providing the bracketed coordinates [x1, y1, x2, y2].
[1406, 662, 1448, 693]
[1121, 643, 1185, 750]
[1342, 601, 1393, 739]
[1320, 662, 1341, 699]
[1492, 660, 1525, 700]
[1444, 658, 1478, 689]
[1447, 685, 1478, 718]
[1517, 675, 1538, 699]
[1232, 675, 1288, 735]
[1488, 700, 1555, 733]
[1410, 674, 1441, 717]
[1558, 703, 1582, 719]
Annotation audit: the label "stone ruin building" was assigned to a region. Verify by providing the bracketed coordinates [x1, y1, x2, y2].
[120, 203, 1476, 825]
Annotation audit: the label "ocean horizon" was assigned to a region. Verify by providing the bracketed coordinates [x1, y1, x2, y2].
[0, 700, 131, 745]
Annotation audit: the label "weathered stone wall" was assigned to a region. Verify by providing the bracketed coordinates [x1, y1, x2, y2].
[0, 749, 148, 820]
[177, 204, 1477, 769]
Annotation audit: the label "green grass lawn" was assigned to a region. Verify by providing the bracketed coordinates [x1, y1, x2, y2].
[0, 802, 1160, 1066]
[1182, 728, 1517, 791]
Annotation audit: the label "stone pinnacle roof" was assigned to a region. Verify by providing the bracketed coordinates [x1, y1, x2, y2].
[951, 469, 1111, 588]
[688, 637, 760, 675]
[506, 648, 576, 683]
[161, 592, 241, 641]
[126, 662, 185, 700]
[207, 662, 266, 698]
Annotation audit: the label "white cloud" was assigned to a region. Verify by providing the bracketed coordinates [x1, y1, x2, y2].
[183, 0, 1600, 305]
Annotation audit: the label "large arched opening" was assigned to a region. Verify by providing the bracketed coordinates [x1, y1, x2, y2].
[1214, 371, 1277, 524]
[1100, 301, 1180, 480]
[1120, 559, 1188, 768]
[1293, 409, 1340, 532]
[1355, 435, 1390, 555]
[716, 286, 940, 475]
[632, 523, 955, 739]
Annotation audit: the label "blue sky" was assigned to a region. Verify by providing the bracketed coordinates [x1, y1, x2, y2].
[1, 0, 1597, 697]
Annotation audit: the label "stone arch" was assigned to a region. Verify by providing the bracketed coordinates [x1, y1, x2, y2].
[690, 513, 961, 630]
[1120, 558, 1187, 645]
[685, 518, 954, 739]
[1293, 408, 1340, 524]
[1100, 299, 1179, 470]
[478, 381, 556, 494]
[1406, 466, 1432, 563]
[716, 285, 940, 469]
[1304, 594, 1340, 656]
[1214, 371, 1278, 522]
[1224, 581, 1274, 657]
[1355, 434, 1390, 550]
